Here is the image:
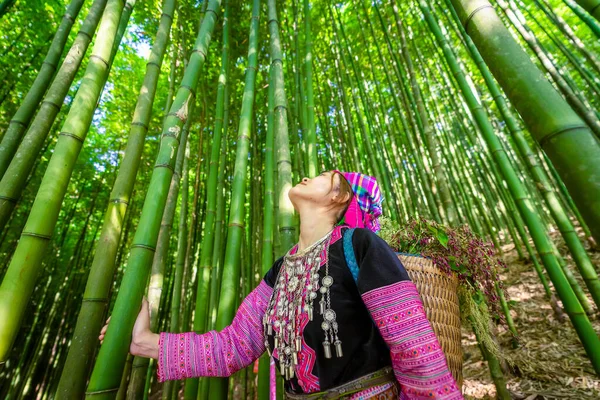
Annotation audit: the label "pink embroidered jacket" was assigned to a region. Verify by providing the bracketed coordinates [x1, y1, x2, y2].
[157, 229, 463, 399]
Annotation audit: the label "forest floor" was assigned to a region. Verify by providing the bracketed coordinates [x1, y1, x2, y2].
[462, 231, 600, 399]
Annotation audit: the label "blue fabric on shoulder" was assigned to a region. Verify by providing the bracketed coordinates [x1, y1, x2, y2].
[343, 228, 359, 283]
[342, 227, 390, 349]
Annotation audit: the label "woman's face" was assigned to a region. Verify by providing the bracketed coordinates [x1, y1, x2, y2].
[288, 171, 339, 209]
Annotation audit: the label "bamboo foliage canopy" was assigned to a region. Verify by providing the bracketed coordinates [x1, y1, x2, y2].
[0, 0, 599, 399]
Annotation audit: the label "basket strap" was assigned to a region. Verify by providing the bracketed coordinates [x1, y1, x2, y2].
[342, 228, 390, 350]
[342, 228, 359, 283]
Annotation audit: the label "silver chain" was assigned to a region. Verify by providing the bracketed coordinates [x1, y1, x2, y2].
[263, 228, 344, 382]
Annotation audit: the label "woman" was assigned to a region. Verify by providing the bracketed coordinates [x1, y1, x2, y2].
[100, 170, 462, 399]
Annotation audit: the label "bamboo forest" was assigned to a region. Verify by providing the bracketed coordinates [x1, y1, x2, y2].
[1, 0, 600, 398]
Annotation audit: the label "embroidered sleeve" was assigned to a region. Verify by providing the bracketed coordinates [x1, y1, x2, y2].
[156, 280, 273, 382]
[354, 229, 463, 399]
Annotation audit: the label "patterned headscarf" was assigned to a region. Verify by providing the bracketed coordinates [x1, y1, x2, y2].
[333, 170, 383, 233]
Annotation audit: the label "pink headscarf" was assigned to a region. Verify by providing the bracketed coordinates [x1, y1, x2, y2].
[333, 170, 383, 233]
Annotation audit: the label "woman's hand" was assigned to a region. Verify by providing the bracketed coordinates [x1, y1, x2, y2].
[98, 297, 160, 359]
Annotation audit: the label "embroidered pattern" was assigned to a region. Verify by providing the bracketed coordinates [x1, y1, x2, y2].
[288, 225, 344, 392]
[295, 311, 320, 392]
[334, 171, 383, 233]
[361, 280, 463, 399]
[157, 280, 273, 382]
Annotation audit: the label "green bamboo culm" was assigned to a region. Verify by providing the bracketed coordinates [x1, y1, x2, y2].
[201, 82, 231, 400]
[258, 0, 283, 400]
[572, 0, 600, 22]
[0, 0, 134, 389]
[210, 0, 260, 398]
[562, 0, 600, 38]
[257, 0, 298, 395]
[424, 0, 600, 375]
[441, 0, 600, 311]
[448, 0, 600, 246]
[83, 1, 222, 398]
[0, 0, 84, 145]
[161, 142, 191, 400]
[55, 0, 177, 397]
[258, 66, 275, 400]
[0, 0, 129, 364]
[186, 2, 230, 398]
[0, 0, 109, 229]
[467, 315, 511, 400]
[128, 101, 193, 400]
[303, 0, 318, 177]
[161, 139, 191, 400]
[270, 0, 297, 256]
[496, 0, 600, 139]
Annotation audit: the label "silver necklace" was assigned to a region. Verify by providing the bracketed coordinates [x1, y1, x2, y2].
[263, 227, 343, 382]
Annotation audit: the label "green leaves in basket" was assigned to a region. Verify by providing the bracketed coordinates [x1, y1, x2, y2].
[427, 225, 449, 249]
[449, 256, 470, 276]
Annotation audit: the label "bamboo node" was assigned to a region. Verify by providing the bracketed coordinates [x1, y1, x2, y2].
[82, 298, 108, 303]
[180, 85, 196, 99]
[191, 48, 207, 59]
[85, 387, 119, 395]
[464, 5, 494, 32]
[59, 132, 84, 143]
[539, 124, 588, 148]
[42, 100, 61, 111]
[132, 244, 156, 252]
[21, 232, 52, 240]
[78, 30, 93, 40]
[63, 13, 75, 23]
[131, 121, 149, 130]
[155, 163, 175, 173]
[0, 195, 18, 203]
[146, 61, 161, 69]
[42, 61, 57, 70]
[90, 54, 109, 68]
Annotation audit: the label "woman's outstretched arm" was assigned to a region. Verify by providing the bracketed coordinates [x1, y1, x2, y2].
[99, 280, 273, 382]
[156, 280, 273, 381]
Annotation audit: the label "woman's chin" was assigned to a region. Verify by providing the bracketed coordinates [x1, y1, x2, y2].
[287, 187, 305, 204]
[289, 185, 303, 195]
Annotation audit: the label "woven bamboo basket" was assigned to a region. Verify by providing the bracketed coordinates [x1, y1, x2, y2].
[397, 253, 463, 389]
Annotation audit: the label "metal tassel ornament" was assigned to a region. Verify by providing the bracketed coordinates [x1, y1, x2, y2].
[262, 229, 337, 381]
[318, 243, 344, 360]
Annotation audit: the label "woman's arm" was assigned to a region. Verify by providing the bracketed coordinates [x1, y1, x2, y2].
[353, 228, 463, 399]
[361, 280, 462, 399]
[156, 280, 273, 382]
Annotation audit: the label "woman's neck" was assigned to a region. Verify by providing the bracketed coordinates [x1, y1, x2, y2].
[297, 207, 335, 252]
